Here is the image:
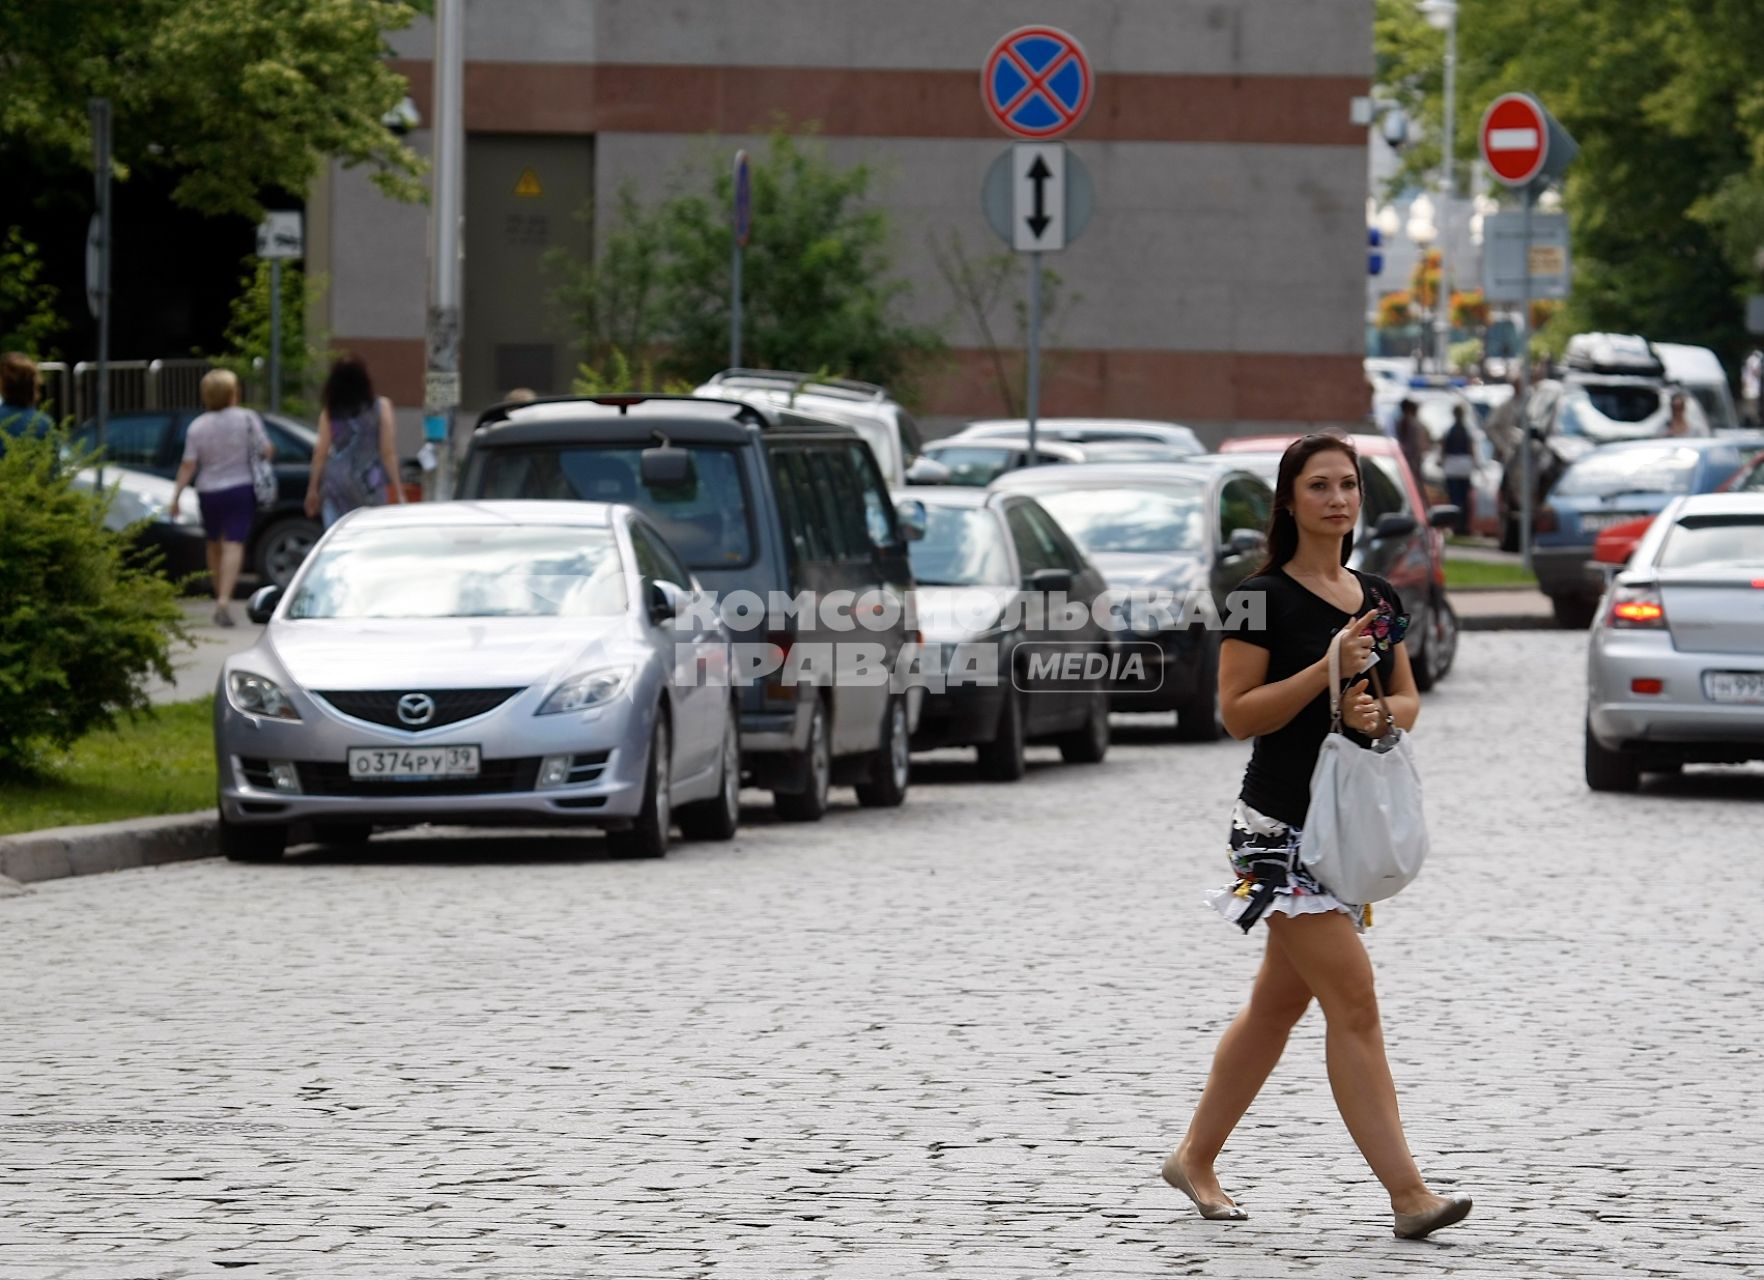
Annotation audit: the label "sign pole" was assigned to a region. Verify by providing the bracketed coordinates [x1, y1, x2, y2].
[730, 237, 743, 370]
[268, 258, 282, 413]
[1026, 252, 1042, 464]
[1518, 183, 1535, 574]
[90, 98, 112, 493]
[731, 149, 750, 371]
[426, 0, 465, 501]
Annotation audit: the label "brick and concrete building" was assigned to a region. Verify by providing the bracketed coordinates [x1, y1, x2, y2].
[305, 0, 1373, 444]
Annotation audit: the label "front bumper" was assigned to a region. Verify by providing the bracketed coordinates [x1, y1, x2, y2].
[1587, 629, 1764, 760]
[911, 680, 1008, 750]
[216, 689, 654, 828]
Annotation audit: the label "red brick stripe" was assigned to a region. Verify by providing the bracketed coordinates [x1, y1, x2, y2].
[391, 61, 1367, 146]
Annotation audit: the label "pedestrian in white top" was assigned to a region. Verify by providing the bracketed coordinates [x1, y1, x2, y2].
[171, 369, 273, 627]
[1742, 349, 1762, 428]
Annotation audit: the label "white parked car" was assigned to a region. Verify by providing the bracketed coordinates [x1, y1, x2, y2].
[1585, 492, 1764, 790]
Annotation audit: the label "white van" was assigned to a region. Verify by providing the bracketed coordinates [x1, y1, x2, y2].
[1654, 343, 1740, 432]
[694, 370, 923, 486]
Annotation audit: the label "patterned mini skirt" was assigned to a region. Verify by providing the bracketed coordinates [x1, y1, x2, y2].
[1203, 800, 1370, 934]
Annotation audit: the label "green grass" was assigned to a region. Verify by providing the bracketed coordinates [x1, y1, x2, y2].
[1443, 558, 1539, 589]
[0, 697, 215, 836]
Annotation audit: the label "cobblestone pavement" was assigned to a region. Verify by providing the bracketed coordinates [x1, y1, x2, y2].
[4, 631, 1760, 1279]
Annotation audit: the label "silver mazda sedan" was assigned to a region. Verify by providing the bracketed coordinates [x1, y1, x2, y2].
[214, 501, 740, 859]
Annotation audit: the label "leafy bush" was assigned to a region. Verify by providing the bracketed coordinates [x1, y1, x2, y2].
[0, 432, 188, 768]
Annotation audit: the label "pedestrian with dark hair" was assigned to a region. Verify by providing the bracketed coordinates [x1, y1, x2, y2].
[171, 369, 274, 627]
[1162, 433, 1472, 1241]
[1393, 398, 1427, 486]
[305, 355, 403, 527]
[1440, 404, 1475, 535]
[0, 352, 55, 454]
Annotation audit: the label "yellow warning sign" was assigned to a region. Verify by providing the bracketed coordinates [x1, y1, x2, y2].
[513, 167, 543, 198]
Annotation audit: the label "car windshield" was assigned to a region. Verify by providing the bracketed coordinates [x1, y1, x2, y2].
[907, 507, 1013, 586]
[1658, 515, 1764, 569]
[286, 525, 627, 619]
[924, 445, 1014, 486]
[1552, 446, 1700, 499]
[1029, 484, 1207, 554]
[466, 445, 751, 568]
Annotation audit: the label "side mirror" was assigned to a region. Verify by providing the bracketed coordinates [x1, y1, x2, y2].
[247, 583, 283, 625]
[893, 498, 928, 542]
[1427, 504, 1461, 530]
[1223, 528, 1267, 560]
[904, 457, 951, 485]
[646, 579, 685, 627]
[640, 445, 694, 490]
[1026, 567, 1074, 593]
[1370, 512, 1419, 541]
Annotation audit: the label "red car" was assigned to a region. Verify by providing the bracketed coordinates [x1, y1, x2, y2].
[1215, 433, 1460, 689]
[1594, 444, 1764, 567]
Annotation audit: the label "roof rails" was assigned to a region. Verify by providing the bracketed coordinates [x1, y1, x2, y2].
[701, 368, 889, 405]
[475, 393, 774, 430]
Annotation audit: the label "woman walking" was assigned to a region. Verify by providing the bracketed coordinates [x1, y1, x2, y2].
[1164, 433, 1472, 1240]
[305, 355, 403, 527]
[171, 369, 273, 627]
[1441, 404, 1476, 536]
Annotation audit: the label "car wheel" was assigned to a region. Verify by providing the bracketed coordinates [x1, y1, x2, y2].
[254, 516, 321, 588]
[1412, 593, 1458, 692]
[1058, 684, 1110, 764]
[1584, 717, 1640, 793]
[609, 714, 670, 857]
[678, 704, 740, 841]
[1551, 594, 1598, 629]
[1173, 633, 1223, 742]
[312, 821, 373, 847]
[855, 696, 911, 808]
[975, 686, 1027, 781]
[219, 807, 286, 863]
[774, 697, 832, 822]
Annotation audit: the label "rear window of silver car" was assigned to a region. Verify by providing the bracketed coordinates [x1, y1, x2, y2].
[1554, 446, 1700, 498]
[286, 525, 627, 619]
[1658, 514, 1764, 570]
[469, 445, 753, 569]
[1029, 483, 1207, 555]
[908, 507, 1013, 587]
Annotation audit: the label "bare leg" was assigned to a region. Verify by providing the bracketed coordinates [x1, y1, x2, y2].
[205, 540, 222, 602]
[1265, 911, 1450, 1215]
[1174, 929, 1314, 1206]
[216, 540, 246, 606]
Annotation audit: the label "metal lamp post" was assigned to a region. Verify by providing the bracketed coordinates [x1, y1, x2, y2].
[1421, 0, 1458, 374]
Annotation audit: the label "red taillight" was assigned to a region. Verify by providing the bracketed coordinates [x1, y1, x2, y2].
[1608, 586, 1666, 629]
[1753, 579, 1764, 590]
[1535, 504, 1559, 534]
[763, 631, 794, 702]
[1631, 678, 1664, 695]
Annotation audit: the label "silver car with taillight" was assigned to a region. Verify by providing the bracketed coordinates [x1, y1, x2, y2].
[214, 501, 740, 859]
[1585, 493, 1764, 790]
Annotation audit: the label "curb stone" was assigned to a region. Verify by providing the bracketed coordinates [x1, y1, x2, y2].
[0, 811, 218, 886]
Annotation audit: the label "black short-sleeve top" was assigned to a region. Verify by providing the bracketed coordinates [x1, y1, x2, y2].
[1225, 567, 1408, 827]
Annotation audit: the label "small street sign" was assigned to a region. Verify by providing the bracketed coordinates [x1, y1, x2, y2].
[1482, 211, 1571, 302]
[982, 26, 1094, 140]
[1478, 93, 1580, 189]
[256, 211, 304, 260]
[513, 167, 544, 197]
[982, 144, 1093, 253]
[733, 150, 752, 248]
[424, 370, 461, 412]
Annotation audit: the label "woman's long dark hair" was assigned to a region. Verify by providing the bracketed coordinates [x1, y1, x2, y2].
[1255, 433, 1359, 574]
[321, 355, 375, 419]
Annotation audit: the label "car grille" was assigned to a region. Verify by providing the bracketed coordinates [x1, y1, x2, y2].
[312, 688, 524, 730]
[294, 757, 543, 797]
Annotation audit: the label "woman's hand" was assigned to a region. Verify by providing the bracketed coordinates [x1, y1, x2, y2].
[304, 490, 320, 519]
[1344, 678, 1388, 736]
[1340, 609, 1378, 674]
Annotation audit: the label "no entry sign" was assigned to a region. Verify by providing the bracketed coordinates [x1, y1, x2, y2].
[1481, 93, 1550, 187]
[982, 26, 1094, 140]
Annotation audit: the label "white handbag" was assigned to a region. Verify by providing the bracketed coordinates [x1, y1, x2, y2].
[1297, 629, 1429, 904]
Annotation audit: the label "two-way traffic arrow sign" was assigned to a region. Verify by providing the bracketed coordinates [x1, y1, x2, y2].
[1013, 144, 1065, 251]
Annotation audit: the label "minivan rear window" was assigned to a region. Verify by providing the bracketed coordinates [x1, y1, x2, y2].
[467, 445, 753, 568]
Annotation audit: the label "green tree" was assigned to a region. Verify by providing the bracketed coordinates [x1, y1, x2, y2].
[0, 432, 187, 769]
[1374, 0, 1761, 363]
[209, 257, 332, 417]
[0, 228, 64, 357]
[2, 0, 428, 219]
[547, 129, 945, 398]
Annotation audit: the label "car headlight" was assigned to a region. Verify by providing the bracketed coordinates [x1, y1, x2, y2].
[538, 666, 634, 715]
[227, 671, 301, 720]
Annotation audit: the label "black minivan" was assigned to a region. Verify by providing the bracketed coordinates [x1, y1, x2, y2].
[458, 395, 922, 822]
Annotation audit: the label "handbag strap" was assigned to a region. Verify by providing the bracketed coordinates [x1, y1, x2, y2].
[1326, 626, 1397, 735]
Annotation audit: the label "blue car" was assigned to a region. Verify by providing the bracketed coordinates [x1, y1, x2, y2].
[1534, 435, 1764, 626]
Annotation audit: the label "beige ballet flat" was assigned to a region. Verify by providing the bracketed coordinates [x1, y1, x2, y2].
[1161, 1150, 1249, 1221]
[1394, 1194, 1473, 1239]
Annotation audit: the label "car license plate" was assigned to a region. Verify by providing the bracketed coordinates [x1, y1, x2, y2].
[347, 745, 480, 779]
[1703, 673, 1764, 705]
[1581, 512, 1643, 533]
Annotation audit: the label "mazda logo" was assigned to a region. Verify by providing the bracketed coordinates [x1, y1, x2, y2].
[396, 693, 436, 726]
